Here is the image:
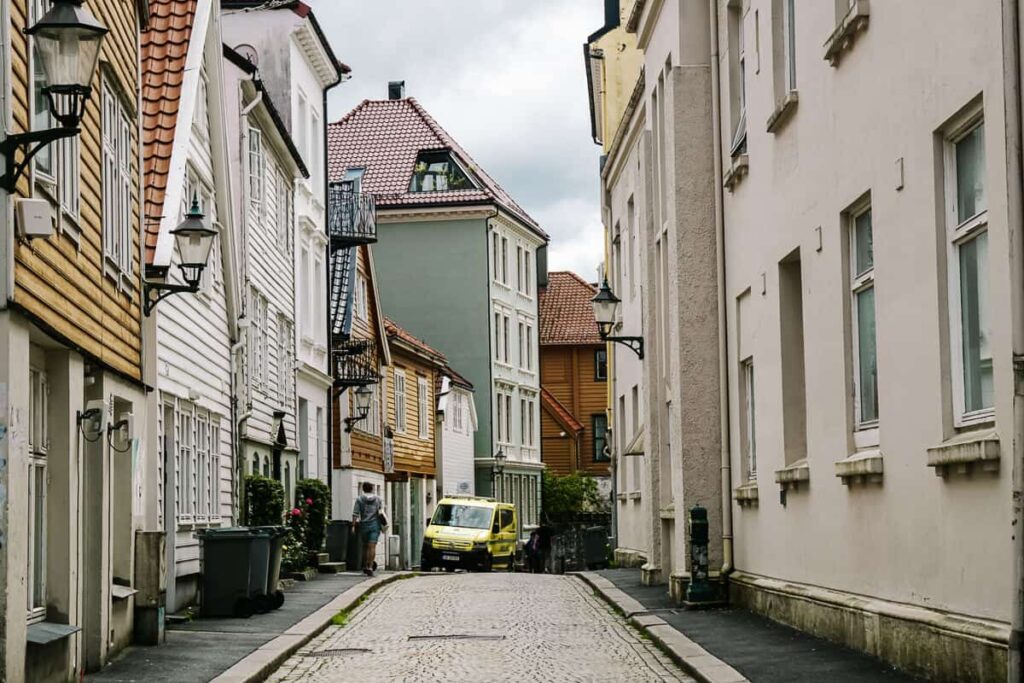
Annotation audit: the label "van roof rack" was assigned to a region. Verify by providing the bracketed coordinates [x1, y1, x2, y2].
[442, 495, 497, 502]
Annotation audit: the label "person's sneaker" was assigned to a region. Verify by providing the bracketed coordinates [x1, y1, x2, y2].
[372, 561, 378, 571]
[362, 568, 371, 576]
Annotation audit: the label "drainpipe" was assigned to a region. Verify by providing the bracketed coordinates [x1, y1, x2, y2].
[230, 330, 251, 522]
[323, 67, 344, 501]
[1003, 0, 1024, 677]
[709, 0, 733, 578]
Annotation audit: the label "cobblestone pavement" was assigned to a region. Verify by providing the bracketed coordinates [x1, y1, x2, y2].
[269, 573, 693, 682]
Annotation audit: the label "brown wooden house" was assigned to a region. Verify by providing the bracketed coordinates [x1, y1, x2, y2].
[1, 0, 151, 679]
[539, 271, 610, 479]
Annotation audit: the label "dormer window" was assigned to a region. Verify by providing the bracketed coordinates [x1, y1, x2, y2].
[409, 150, 475, 192]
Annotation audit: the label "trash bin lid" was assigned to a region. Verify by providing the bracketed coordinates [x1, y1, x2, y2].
[249, 525, 289, 538]
[197, 527, 259, 539]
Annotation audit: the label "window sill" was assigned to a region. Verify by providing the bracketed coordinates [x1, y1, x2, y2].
[734, 480, 759, 507]
[774, 458, 809, 491]
[27, 621, 81, 646]
[835, 448, 883, 485]
[616, 492, 628, 502]
[723, 154, 749, 192]
[628, 491, 642, 501]
[926, 428, 1000, 477]
[111, 583, 138, 601]
[766, 91, 799, 134]
[824, 0, 870, 67]
[658, 504, 674, 520]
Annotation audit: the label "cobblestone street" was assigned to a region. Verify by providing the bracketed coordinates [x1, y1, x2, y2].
[268, 573, 692, 682]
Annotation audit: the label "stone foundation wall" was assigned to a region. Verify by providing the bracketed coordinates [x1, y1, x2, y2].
[729, 571, 1008, 682]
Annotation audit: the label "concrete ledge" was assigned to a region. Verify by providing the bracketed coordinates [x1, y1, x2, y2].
[926, 428, 1000, 477]
[835, 449, 884, 485]
[729, 570, 1008, 683]
[573, 572, 749, 683]
[211, 572, 414, 683]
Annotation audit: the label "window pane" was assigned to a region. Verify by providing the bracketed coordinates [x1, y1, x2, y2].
[960, 231, 992, 413]
[856, 286, 878, 423]
[956, 124, 986, 224]
[854, 209, 873, 276]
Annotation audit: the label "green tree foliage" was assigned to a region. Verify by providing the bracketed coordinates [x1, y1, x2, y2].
[540, 471, 605, 523]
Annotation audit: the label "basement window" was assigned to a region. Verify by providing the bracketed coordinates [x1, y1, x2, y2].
[409, 151, 476, 192]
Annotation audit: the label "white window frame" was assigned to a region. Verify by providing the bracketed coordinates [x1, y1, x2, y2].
[944, 111, 993, 427]
[503, 314, 511, 364]
[277, 315, 294, 408]
[741, 358, 756, 480]
[248, 126, 265, 215]
[27, 366, 48, 623]
[518, 321, 525, 368]
[501, 237, 509, 284]
[417, 377, 429, 439]
[849, 202, 879, 445]
[249, 287, 269, 391]
[526, 324, 534, 371]
[356, 274, 369, 322]
[102, 82, 133, 276]
[395, 369, 407, 433]
[783, 0, 796, 92]
[276, 170, 292, 254]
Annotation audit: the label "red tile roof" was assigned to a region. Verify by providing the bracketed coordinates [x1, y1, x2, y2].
[442, 364, 474, 391]
[327, 98, 546, 239]
[384, 316, 447, 364]
[541, 387, 584, 434]
[140, 0, 197, 266]
[538, 271, 603, 346]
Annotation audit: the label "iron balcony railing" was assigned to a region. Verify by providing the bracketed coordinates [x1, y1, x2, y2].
[328, 180, 377, 249]
[332, 337, 379, 388]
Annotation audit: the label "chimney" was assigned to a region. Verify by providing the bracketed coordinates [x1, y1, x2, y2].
[388, 81, 406, 100]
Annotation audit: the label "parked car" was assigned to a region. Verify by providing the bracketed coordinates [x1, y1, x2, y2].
[421, 496, 516, 572]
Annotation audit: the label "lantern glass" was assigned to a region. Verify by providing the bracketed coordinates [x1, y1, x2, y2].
[590, 280, 621, 330]
[172, 208, 217, 270]
[28, 1, 108, 90]
[354, 384, 372, 417]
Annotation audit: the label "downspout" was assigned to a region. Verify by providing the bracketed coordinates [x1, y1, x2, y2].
[485, 204, 499, 498]
[709, 0, 733, 578]
[1003, 0, 1024, 677]
[323, 69, 344, 498]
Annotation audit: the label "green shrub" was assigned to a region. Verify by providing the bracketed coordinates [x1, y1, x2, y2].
[245, 475, 284, 526]
[540, 471, 604, 523]
[294, 478, 330, 553]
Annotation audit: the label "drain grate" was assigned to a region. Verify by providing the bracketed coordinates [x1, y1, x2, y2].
[408, 634, 506, 642]
[304, 648, 373, 657]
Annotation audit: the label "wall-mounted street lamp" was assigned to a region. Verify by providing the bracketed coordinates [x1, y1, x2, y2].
[591, 280, 644, 359]
[143, 195, 218, 315]
[344, 384, 373, 432]
[491, 448, 506, 499]
[0, 0, 108, 193]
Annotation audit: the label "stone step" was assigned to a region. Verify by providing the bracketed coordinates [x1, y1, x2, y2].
[318, 561, 347, 574]
[315, 552, 330, 565]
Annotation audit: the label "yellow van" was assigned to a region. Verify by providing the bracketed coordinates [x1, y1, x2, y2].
[420, 496, 517, 572]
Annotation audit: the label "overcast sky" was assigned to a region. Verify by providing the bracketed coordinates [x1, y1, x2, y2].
[305, 0, 605, 281]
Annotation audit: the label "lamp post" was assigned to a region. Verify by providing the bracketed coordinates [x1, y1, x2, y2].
[143, 195, 219, 315]
[491, 448, 506, 500]
[591, 280, 644, 359]
[344, 384, 373, 432]
[0, 0, 108, 192]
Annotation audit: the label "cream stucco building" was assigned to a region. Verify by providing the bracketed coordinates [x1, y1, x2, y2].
[588, 0, 1024, 680]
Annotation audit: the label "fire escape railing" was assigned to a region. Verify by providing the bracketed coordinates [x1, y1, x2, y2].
[328, 180, 377, 250]
[332, 337, 379, 389]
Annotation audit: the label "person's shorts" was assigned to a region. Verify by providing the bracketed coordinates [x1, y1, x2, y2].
[360, 520, 381, 543]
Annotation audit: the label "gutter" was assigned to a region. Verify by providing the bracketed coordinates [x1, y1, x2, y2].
[1003, 0, 1024, 677]
[709, 0, 733, 578]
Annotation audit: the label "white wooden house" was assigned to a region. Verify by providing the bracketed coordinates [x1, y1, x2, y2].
[221, 1, 347, 486]
[222, 46, 307, 509]
[142, 0, 242, 613]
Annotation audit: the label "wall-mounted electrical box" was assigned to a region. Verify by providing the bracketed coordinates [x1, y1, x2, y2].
[15, 198, 53, 240]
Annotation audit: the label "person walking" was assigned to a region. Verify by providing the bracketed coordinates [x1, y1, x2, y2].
[352, 482, 386, 576]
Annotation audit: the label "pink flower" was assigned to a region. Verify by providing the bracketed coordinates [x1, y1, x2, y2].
[306, 498, 313, 505]
[291, 508, 302, 517]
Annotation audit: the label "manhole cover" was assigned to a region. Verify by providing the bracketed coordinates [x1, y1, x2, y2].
[408, 634, 506, 642]
[305, 648, 373, 657]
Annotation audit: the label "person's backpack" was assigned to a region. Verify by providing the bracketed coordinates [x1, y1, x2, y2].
[378, 509, 389, 529]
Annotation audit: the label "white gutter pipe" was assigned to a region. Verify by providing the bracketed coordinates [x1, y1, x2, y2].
[709, 0, 733, 577]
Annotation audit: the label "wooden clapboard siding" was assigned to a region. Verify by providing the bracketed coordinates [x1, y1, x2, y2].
[386, 349, 436, 477]
[9, 0, 142, 380]
[540, 405, 575, 475]
[540, 343, 609, 476]
[348, 244, 383, 472]
[241, 110, 296, 449]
